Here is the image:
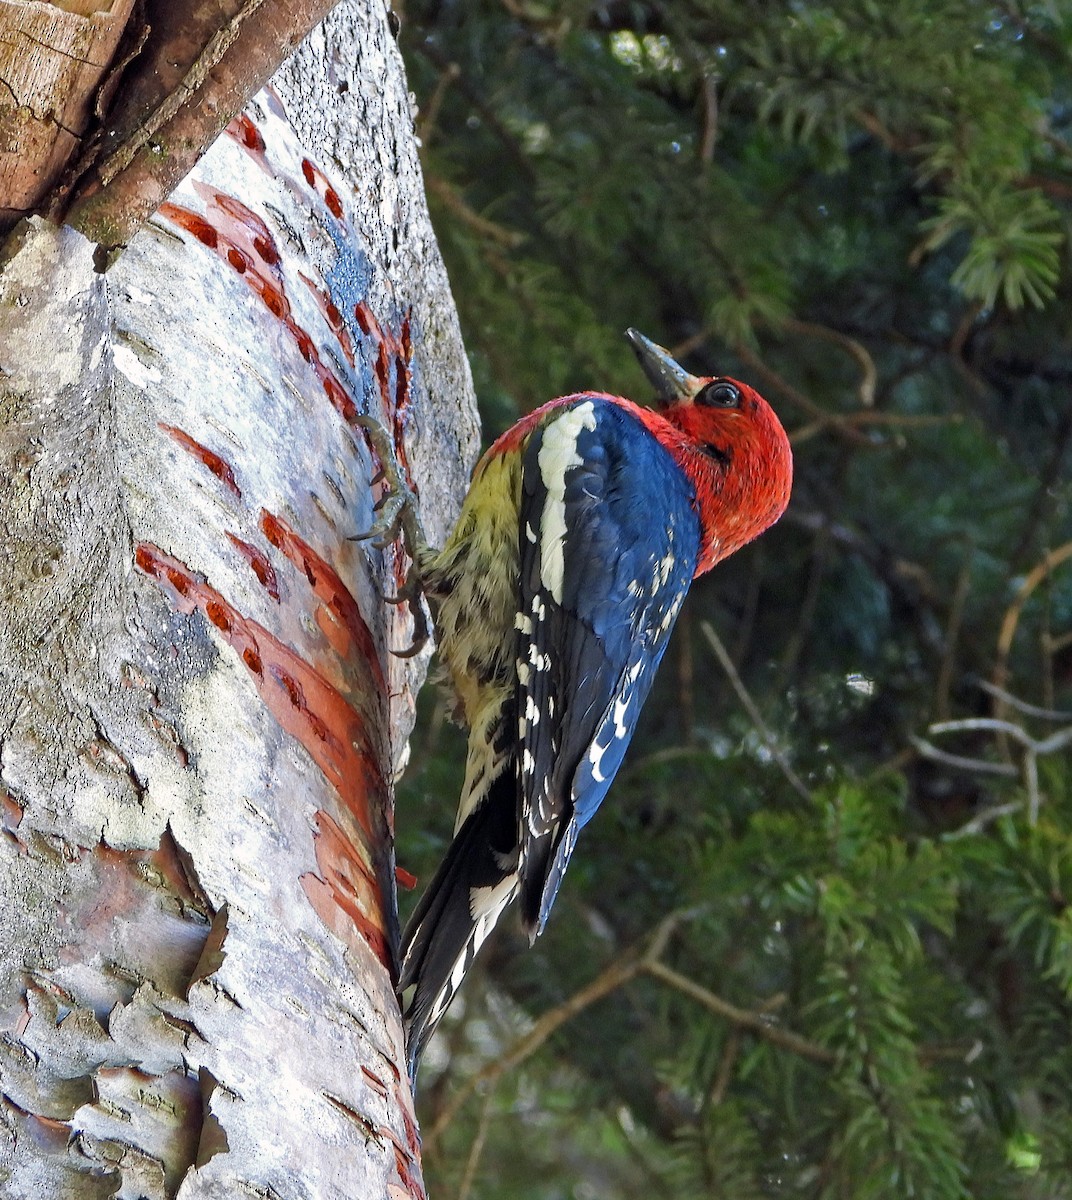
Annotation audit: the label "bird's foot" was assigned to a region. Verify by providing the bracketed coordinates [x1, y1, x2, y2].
[351, 413, 431, 656]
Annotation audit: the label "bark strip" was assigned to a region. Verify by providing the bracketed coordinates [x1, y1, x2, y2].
[0, 0, 138, 225]
[60, 0, 342, 253]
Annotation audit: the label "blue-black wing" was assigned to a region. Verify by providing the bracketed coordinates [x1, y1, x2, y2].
[515, 397, 700, 935]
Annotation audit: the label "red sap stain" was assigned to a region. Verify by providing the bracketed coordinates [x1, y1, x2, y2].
[159, 200, 363, 427]
[224, 113, 270, 174]
[159, 200, 288, 327]
[252, 276, 289, 319]
[205, 601, 232, 632]
[286, 319, 316, 363]
[273, 666, 304, 710]
[136, 544, 391, 964]
[396, 1085, 422, 1160]
[260, 511, 386, 696]
[159, 424, 241, 497]
[1, 788, 25, 850]
[300, 156, 345, 222]
[134, 545, 386, 843]
[316, 362, 358, 422]
[165, 567, 190, 595]
[299, 271, 355, 367]
[161, 205, 218, 249]
[360, 1066, 388, 1098]
[302, 810, 390, 968]
[378, 1125, 426, 1200]
[211, 192, 277, 257]
[226, 533, 280, 601]
[252, 236, 279, 265]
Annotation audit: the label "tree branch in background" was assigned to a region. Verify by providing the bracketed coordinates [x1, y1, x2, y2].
[457, 1087, 497, 1200]
[779, 316, 877, 407]
[914, 708, 1072, 826]
[933, 541, 975, 722]
[641, 960, 834, 1064]
[700, 620, 811, 802]
[992, 541, 1072, 726]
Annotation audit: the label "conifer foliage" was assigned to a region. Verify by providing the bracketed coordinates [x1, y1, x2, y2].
[396, 3, 1072, 1196]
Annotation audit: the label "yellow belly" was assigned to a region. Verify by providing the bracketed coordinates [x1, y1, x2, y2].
[423, 450, 523, 728]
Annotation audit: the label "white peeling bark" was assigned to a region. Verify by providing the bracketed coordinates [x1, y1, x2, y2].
[0, 4, 477, 1198]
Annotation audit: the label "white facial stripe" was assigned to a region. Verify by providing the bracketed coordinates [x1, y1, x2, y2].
[536, 402, 597, 604]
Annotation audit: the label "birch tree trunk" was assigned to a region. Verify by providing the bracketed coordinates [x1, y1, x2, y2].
[0, 3, 477, 1197]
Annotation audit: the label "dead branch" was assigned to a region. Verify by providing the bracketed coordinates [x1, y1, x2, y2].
[780, 316, 877, 407]
[915, 710, 1072, 825]
[61, 0, 339, 252]
[0, 0, 138, 226]
[640, 960, 834, 1064]
[700, 620, 811, 802]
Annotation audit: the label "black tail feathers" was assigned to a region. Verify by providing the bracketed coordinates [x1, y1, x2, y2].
[398, 773, 519, 1085]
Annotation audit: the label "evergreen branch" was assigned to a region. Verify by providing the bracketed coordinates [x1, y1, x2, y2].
[424, 907, 829, 1150]
[423, 915, 673, 1150]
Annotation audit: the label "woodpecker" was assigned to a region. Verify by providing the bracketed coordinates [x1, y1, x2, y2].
[396, 330, 792, 1083]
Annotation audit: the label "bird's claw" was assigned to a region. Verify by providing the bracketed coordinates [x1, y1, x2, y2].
[350, 411, 433, 655]
[388, 562, 431, 658]
[353, 490, 412, 551]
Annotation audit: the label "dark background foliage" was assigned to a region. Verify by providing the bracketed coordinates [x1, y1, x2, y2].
[394, 2, 1072, 1196]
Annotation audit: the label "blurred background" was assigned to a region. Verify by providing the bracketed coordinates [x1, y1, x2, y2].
[393, 3, 1072, 1196]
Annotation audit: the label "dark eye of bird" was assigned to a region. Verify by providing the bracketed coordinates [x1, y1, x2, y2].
[696, 380, 741, 408]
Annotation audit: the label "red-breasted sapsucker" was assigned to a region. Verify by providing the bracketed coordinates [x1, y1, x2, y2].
[398, 330, 792, 1082]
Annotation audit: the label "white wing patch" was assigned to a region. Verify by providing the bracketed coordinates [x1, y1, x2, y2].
[470, 874, 517, 922]
[588, 739, 610, 783]
[536, 401, 597, 603]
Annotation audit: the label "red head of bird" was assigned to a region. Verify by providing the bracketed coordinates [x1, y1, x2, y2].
[626, 328, 793, 574]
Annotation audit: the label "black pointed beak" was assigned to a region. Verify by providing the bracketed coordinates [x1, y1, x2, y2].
[626, 328, 699, 405]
